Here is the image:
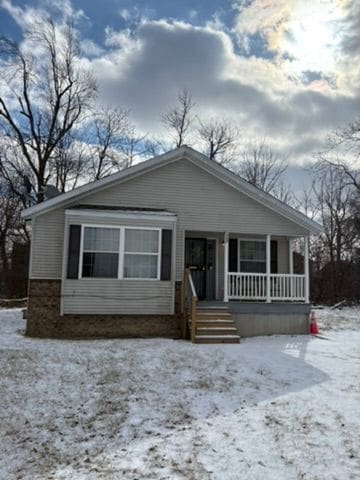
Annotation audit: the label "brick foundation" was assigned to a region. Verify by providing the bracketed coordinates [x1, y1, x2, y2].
[26, 279, 182, 339]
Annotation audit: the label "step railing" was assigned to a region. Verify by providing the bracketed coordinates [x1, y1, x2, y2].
[181, 268, 198, 342]
[228, 272, 306, 302]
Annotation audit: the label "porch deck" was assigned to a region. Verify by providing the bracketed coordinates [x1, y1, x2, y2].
[198, 301, 311, 315]
[198, 301, 311, 337]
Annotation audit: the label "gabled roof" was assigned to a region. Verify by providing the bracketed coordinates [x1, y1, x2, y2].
[21, 146, 322, 233]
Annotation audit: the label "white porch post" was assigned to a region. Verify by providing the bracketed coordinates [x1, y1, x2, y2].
[266, 234, 271, 303]
[289, 238, 293, 299]
[289, 239, 293, 274]
[224, 232, 229, 302]
[304, 235, 310, 303]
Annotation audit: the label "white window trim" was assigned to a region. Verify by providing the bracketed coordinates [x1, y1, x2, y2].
[78, 223, 162, 281]
[238, 238, 267, 273]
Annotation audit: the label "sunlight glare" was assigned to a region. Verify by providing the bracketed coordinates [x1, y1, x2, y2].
[281, 2, 342, 76]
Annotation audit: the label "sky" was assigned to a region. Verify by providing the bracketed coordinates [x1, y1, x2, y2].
[0, 0, 359, 188]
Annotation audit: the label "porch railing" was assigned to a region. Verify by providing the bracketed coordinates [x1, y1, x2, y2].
[181, 268, 198, 342]
[228, 273, 306, 302]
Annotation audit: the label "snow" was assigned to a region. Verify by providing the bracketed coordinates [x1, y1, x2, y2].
[0, 307, 359, 479]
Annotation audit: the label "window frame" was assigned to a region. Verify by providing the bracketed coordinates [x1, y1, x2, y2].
[238, 238, 267, 274]
[78, 224, 162, 280]
[123, 227, 162, 280]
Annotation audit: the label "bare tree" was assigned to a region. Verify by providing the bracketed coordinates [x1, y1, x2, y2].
[51, 134, 88, 192]
[0, 144, 36, 209]
[198, 118, 239, 163]
[162, 88, 195, 148]
[0, 183, 29, 296]
[88, 106, 130, 180]
[294, 184, 319, 220]
[237, 139, 290, 199]
[318, 118, 360, 191]
[117, 126, 160, 169]
[0, 189, 18, 272]
[313, 164, 357, 301]
[0, 19, 97, 203]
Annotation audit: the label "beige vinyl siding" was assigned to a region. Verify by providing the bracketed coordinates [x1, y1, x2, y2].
[30, 209, 64, 279]
[277, 237, 290, 274]
[60, 212, 176, 315]
[63, 279, 173, 315]
[30, 157, 307, 288]
[83, 158, 308, 280]
[30, 210, 176, 279]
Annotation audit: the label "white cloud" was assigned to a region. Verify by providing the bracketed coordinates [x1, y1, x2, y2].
[86, 17, 359, 162]
[1, 0, 359, 166]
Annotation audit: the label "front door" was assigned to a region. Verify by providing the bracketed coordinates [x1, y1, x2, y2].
[185, 238, 216, 300]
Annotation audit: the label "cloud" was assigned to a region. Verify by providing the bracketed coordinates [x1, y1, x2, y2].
[0, 0, 86, 28]
[1, 0, 359, 167]
[340, 0, 360, 56]
[233, 0, 357, 84]
[87, 17, 358, 160]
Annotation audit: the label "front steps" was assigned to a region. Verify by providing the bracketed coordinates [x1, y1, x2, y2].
[190, 307, 240, 344]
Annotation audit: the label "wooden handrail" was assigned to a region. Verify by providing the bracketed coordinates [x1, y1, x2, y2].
[182, 268, 198, 342]
[188, 271, 198, 300]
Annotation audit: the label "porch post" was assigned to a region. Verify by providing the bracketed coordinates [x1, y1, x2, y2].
[289, 239, 293, 274]
[304, 235, 310, 303]
[224, 232, 229, 302]
[289, 238, 294, 299]
[266, 234, 271, 303]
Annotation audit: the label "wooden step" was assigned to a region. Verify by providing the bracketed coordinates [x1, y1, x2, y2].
[197, 326, 238, 335]
[196, 307, 230, 312]
[195, 335, 240, 344]
[196, 312, 232, 320]
[192, 320, 236, 328]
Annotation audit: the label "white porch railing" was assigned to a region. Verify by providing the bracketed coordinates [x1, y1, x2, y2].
[228, 273, 306, 302]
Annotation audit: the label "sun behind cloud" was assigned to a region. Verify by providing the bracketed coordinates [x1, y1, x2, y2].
[235, 0, 346, 82]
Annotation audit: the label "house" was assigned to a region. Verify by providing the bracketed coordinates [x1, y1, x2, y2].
[22, 146, 322, 342]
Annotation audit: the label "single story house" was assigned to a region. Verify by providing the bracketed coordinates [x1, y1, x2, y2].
[22, 146, 322, 342]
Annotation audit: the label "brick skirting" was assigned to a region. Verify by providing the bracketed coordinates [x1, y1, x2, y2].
[26, 279, 182, 339]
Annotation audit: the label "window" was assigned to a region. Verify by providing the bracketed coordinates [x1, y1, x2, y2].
[239, 240, 266, 273]
[124, 229, 160, 279]
[82, 227, 120, 278]
[79, 226, 161, 279]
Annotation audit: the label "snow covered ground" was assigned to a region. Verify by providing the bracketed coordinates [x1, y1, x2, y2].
[0, 308, 359, 480]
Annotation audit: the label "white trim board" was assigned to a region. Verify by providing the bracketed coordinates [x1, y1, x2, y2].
[65, 209, 177, 223]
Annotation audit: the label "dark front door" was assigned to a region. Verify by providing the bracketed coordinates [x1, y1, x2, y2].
[185, 238, 216, 300]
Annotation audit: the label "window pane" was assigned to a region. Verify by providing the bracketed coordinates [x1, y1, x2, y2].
[124, 254, 158, 278]
[84, 227, 119, 252]
[240, 261, 266, 273]
[240, 241, 266, 261]
[82, 252, 118, 278]
[125, 229, 159, 253]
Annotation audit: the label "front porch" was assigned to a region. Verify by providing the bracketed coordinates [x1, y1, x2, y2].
[185, 231, 310, 304]
[182, 231, 311, 343]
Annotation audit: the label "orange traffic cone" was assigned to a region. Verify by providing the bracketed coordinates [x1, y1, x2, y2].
[310, 311, 319, 334]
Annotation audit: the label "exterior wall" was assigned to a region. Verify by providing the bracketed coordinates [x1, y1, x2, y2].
[62, 279, 173, 315]
[29, 158, 308, 282]
[229, 302, 310, 336]
[26, 279, 181, 338]
[81, 158, 308, 281]
[277, 237, 290, 273]
[27, 157, 309, 320]
[30, 209, 64, 279]
[61, 212, 176, 315]
[232, 313, 310, 337]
